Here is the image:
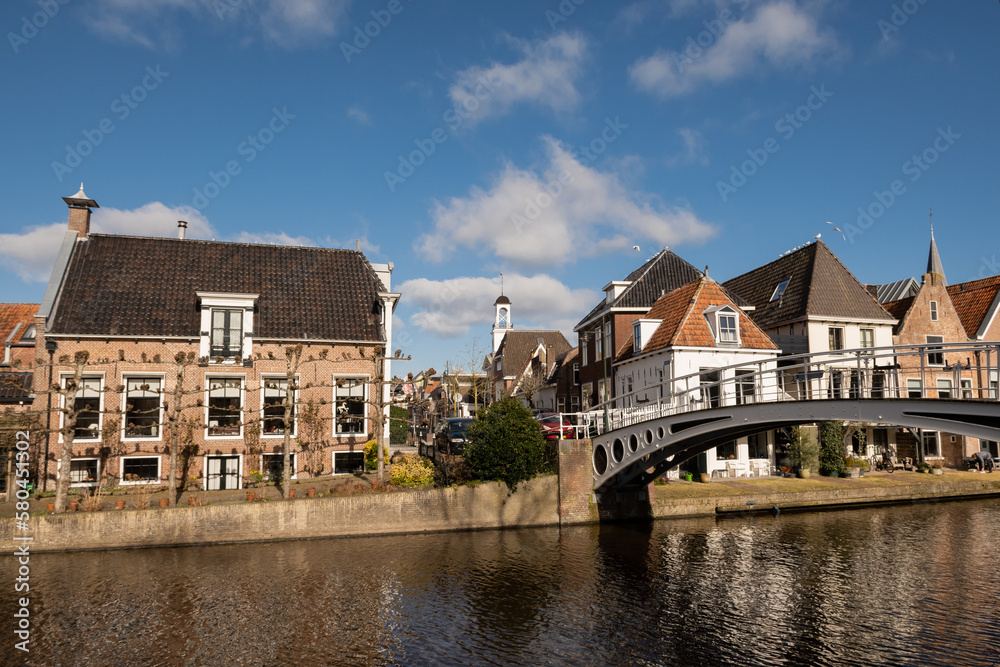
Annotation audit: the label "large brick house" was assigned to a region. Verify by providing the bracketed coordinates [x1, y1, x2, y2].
[880, 229, 998, 464]
[32, 187, 400, 492]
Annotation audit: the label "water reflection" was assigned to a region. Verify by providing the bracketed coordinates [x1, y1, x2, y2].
[4, 500, 1000, 666]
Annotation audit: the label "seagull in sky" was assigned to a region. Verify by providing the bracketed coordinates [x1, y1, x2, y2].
[825, 221, 846, 241]
[633, 245, 640, 252]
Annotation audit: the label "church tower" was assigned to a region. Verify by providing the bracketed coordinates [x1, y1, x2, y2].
[492, 294, 512, 353]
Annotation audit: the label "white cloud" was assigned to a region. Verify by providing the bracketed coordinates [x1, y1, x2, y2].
[93, 202, 215, 238]
[448, 33, 588, 125]
[400, 274, 597, 339]
[86, 0, 352, 49]
[346, 105, 371, 125]
[0, 201, 323, 287]
[629, 1, 838, 98]
[415, 136, 715, 269]
[665, 127, 709, 167]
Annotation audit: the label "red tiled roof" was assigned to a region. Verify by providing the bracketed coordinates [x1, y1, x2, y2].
[616, 279, 778, 361]
[880, 297, 915, 334]
[948, 276, 1000, 338]
[0, 304, 38, 345]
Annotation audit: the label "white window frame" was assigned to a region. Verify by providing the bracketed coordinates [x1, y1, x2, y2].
[68, 457, 100, 487]
[906, 378, 923, 399]
[197, 292, 258, 363]
[961, 378, 973, 399]
[122, 374, 164, 441]
[936, 378, 952, 399]
[334, 375, 369, 438]
[261, 375, 297, 438]
[582, 339, 589, 366]
[922, 431, 940, 458]
[633, 323, 641, 353]
[860, 328, 875, 354]
[203, 454, 242, 490]
[206, 375, 244, 439]
[828, 327, 845, 351]
[262, 452, 297, 480]
[929, 300, 938, 322]
[120, 455, 161, 485]
[59, 373, 104, 443]
[604, 322, 612, 359]
[925, 335, 945, 365]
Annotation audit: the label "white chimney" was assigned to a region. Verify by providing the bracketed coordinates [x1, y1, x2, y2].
[178, 220, 187, 240]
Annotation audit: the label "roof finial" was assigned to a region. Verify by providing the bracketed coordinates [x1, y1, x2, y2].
[929, 206, 934, 238]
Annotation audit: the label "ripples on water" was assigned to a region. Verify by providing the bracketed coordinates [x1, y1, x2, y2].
[3, 500, 1000, 666]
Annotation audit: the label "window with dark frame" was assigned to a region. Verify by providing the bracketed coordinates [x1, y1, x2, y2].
[716, 440, 736, 460]
[929, 300, 938, 321]
[735, 370, 755, 405]
[125, 377, 161, 438]
[262, 378, 294, 435]
[333, 451, 365, 474]
[263, 453, 295, 479]
[69, 459, 98, 485]
[922, 431, 939, 457]
[207, 377, 242, 436]
[747, 433, 768, 459]
[211, 308, 243, 358]
[907, 379, 923, 398]
[573, 363, 580, 385]
[926, 335, 944, 365]
[828, 327, 844, 351]
[122, 457, 159, 482]
[961, 379, 973, 399]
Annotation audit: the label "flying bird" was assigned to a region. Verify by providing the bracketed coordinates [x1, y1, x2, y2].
[825, 221, 846, 241]
[633, 245, 640, 252]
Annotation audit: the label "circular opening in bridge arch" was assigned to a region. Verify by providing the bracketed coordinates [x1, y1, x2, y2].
[613, 439, 625, 463]
[594, 445, 609, 475]
[628, 434, 638, 453]
[657, 426, 665, 440]
[644, 430, 654, 446]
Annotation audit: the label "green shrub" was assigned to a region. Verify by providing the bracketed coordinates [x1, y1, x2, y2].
[389, 454, 435, 487]
[363, 439, 390, 470]
[819, 421, 847, 475]
[390, 405, 409, 445]
[464, 397, 546, 491]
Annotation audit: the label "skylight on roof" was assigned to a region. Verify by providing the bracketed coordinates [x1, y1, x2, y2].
[770, 279, 790, 302]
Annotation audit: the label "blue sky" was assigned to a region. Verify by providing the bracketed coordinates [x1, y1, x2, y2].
[2, 0, 997, 375]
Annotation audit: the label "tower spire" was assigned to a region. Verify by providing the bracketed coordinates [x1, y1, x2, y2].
[926, 206, 946, 285]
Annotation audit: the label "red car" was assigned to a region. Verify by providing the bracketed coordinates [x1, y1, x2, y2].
[536, 412, 573, 440]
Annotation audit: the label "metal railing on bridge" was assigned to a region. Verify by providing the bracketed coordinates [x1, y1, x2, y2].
[555, 342, 1000, 440]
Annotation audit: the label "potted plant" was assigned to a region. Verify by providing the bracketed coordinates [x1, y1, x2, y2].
[931, 464, 944, 476]
[788, 426, 818, 479]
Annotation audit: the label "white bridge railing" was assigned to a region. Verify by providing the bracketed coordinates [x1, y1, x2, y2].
[556, 342, 1000, 439]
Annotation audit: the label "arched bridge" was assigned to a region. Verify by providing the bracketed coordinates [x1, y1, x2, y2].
[580, 342, 1000, 492]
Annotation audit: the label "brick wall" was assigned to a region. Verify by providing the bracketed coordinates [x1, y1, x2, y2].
[1, 475, 561, 553]
[557, 438, 598, 524]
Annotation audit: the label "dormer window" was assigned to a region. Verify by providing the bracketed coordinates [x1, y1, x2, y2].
[20, 324, 35, 341]
[633, 323, 641, 353]
[705, 305, 740, 345]
[770, 279, 790, 302]
[211, 309, 242, 358]
[197, 292, 258, 363]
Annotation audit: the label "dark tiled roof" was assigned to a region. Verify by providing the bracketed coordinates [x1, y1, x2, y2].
[880, 297, 915, 334]
[575, 249, 704, 329]
[948, 276, 1000, 337]
[0, 372, 32, 403]
[497, 330, 571, 380]
[49, 235, 387, 341]
[545, 347, 578, 385]
[616, 279, 776, 362]
[722, 241, 893, 330]
[0, 304, 38, 344]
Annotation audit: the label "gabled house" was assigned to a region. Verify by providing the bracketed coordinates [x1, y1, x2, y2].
[531, 347, 579, 414]
[32, 187, 400, 492]
[881, 228, 993, 464]
[614, 277, 780, 478]
[574, 248, 706, 411]
[486, 294, 571, 403]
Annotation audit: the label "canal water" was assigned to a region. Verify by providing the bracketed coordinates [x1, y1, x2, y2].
[5, 499, 1000, 666]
